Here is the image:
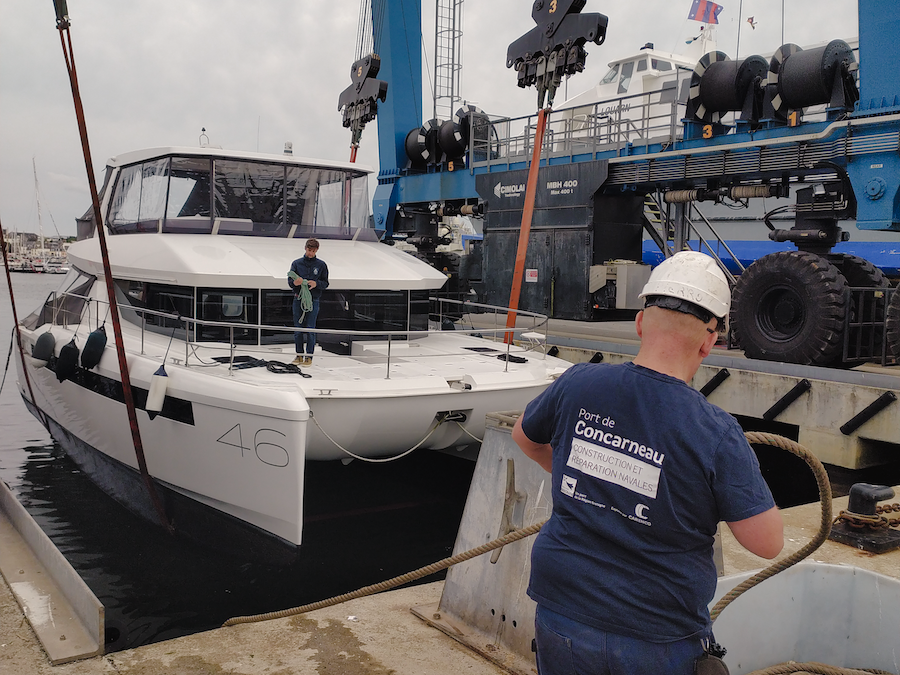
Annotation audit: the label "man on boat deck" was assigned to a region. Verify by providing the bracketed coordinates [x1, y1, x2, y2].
[288, 238, 329, 366]
[513, 251, 783, 675]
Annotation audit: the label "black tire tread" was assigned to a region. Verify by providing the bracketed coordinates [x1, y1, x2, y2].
[887, 289, 900, 360]
[731, 251, 848, 365]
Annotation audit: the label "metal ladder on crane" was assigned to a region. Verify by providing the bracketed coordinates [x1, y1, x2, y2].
[642, 193, 744, 285]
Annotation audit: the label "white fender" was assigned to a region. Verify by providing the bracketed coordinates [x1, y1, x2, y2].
[146, 364, 168, 420]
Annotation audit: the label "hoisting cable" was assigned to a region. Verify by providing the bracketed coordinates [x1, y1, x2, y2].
[222, 517, 548, 627]
[505, 107, 549, 344]
[0, 223, 49, 430]
[53, 5, 172, 533]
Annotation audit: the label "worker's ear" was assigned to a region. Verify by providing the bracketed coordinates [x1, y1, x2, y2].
[699, 321, 718, 357]
[635, 310, 644, 338]
[634, 310, 644, 338]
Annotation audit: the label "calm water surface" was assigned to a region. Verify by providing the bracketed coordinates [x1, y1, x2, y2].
[0, 272, 475, 650]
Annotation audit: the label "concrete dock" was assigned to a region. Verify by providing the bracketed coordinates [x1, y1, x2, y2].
[3, 486, 899, 675]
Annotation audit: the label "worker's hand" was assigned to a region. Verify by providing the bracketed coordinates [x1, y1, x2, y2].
[293, 277, 303, 286]
[308, 280, 317, 289]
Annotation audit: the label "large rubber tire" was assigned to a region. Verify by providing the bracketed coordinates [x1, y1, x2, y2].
[887, 287, 900, 360]
[828, 253, 889, 288]
[731, 251, 849, 365]
[825, 253, 890, 365]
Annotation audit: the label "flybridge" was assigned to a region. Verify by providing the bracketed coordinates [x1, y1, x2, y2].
[82, 148, 374, 242]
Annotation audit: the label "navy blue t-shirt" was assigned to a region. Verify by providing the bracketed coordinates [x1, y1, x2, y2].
[520, 361, 775, 642]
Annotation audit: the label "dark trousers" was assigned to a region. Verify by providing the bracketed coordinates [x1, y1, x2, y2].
[534, 605, 706, 675]
[292, 296, 320, 355]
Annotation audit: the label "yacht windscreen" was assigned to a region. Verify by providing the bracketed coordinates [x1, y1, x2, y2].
[106, 155, 371, 238]
[20, 267, 96, 329]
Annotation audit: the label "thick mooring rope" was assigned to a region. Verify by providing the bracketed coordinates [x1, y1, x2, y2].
[710, 432, 833, 623]
[223, 432, 891, 675]
[746, 664, 892, 675]
[222, 518, 547, 627]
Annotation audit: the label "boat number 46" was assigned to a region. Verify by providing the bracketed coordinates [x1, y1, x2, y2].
[216, 424, 289, 467]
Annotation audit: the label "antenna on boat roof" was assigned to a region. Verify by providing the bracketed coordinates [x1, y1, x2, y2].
[199, 127, 209, 147]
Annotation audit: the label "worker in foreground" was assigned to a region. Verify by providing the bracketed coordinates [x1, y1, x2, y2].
[512, 251, 784, 675]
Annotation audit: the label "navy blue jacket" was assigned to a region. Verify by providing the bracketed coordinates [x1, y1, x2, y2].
[288, 255, 329, 299]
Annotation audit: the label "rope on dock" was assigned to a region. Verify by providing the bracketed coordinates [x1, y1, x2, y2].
[746, 662, 892, 674]
[224, 432, 888, 675]
[222, 517, 548, 627]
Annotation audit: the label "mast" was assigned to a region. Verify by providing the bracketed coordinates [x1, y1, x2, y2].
[33, 158, 44, 255]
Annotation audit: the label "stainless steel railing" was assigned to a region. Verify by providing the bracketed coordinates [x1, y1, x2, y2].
[36, 290, 554, 380]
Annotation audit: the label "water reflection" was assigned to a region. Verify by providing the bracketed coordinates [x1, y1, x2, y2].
[3, 274, 475, 650]
[12, 441, 474, 650]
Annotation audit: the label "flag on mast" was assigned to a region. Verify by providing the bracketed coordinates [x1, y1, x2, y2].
[687, 0, 724, 24]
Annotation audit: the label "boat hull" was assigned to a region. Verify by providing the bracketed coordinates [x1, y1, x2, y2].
[15, 345, 308, 553]
[21, 397, 302, 565]
[14, 323, 565, 557]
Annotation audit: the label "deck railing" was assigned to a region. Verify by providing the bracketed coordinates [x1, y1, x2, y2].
[41, 291, 554, 379]
[469, 80, 839, 171]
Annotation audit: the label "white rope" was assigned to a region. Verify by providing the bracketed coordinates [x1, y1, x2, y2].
[309, 411, 445, 463]
[455, 420, 483, 443]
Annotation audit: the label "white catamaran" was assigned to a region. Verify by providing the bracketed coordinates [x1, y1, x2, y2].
[15, 145, 570, 562]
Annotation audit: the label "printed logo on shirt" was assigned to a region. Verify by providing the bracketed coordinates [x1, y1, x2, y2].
[566, 438, 661, 499]
[561, 475, 577, 497]
[635, 504, 650, 520]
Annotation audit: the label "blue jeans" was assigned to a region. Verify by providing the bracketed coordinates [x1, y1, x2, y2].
[533, 605, 706, 675]
[292, 296, 320, 355]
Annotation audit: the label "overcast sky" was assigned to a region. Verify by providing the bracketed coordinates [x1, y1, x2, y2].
[0, 0, 858, 238]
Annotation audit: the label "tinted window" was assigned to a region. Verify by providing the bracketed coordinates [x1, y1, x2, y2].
[214, 161, 288, 237]
[163, 156, 213, 234]
[600, 64, 619, 85]
[198, 288, 259, 344]
[618, 61, 635, 94]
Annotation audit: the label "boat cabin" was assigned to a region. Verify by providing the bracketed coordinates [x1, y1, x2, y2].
[56, 148, 450, 355]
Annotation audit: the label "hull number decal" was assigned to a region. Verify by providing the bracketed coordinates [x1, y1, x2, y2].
[217, 424, 290, 467]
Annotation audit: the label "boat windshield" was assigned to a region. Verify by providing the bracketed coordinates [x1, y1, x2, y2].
[600, 64, 619, 85]
[106, 155, 374, 240]
[21, 267, 96, 330]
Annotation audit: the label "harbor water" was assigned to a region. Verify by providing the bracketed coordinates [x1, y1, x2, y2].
[0, 272, 476, 651]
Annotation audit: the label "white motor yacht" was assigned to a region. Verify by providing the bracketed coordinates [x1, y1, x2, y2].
[14, 146, 570, 562]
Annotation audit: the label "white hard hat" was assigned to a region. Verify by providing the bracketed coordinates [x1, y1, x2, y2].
[639, 251, 731, 319]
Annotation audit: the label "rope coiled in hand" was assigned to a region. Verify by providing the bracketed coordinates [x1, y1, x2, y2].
[296, 279, 313, 323]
